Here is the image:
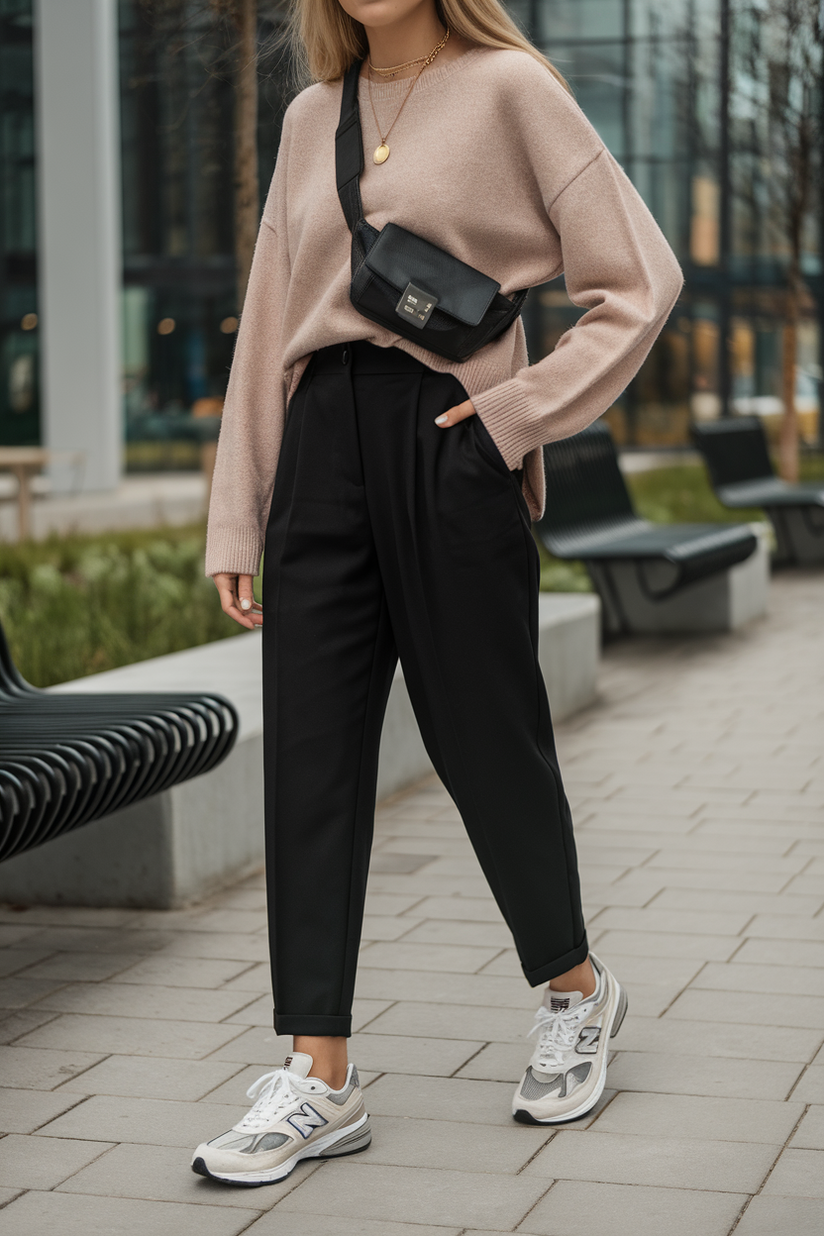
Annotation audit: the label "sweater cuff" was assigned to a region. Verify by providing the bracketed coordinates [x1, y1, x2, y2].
[470, 378, 540, 471]
[204, 525, 263, 578]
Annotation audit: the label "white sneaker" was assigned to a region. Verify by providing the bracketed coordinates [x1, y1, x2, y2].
[513, 953, 627, 1124]
[192, 1052, 371, 1185]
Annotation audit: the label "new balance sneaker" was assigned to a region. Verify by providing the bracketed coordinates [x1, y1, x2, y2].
[191, 1052, 371, 1185]
[513, 953, 627, 1124]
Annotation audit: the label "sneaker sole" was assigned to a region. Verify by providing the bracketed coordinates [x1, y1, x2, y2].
[191, 1113, 372, 1186]
[513, 981, 628, 1126]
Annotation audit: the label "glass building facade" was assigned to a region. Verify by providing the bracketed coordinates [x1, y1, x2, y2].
[0, 0, 821, 458]
[119, 0, 289, 468]
[0, 0, 38, 448]
[510, 0, 823, 446]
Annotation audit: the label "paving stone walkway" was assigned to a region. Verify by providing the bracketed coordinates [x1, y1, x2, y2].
[0, 570, 822, 1235]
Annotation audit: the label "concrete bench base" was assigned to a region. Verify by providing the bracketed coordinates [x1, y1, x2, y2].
[0, 593, 599, 909]
[590, 526, 769, 635]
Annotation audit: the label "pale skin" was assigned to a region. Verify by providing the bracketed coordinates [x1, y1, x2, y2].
[213, 0, 594, 1090]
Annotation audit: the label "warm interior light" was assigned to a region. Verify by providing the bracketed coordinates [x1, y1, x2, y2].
[157, 317, 176, 335]
[220, 316, 238, 334]
[21, 313, 38, 331]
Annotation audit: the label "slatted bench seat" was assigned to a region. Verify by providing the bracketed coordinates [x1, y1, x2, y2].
[535, 421, 768, 634]
[691, 416, 824, 565]
[0, 618, 238, 864]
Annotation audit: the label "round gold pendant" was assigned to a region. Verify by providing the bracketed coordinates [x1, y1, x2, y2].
[373, 143, 390, 165]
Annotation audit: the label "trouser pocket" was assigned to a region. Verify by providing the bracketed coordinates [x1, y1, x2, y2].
[472, 412, 511, 477]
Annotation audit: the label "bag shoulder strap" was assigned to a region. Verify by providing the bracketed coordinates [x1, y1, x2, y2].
[335, 59, 365, 233]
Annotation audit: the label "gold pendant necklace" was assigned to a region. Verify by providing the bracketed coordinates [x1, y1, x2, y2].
[367, 28, 449, 165]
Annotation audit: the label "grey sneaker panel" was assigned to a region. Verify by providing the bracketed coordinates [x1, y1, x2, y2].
[520, 1063, 591, 1101]
[249, 1132, 291, 1153]
[327, 1078, 357, 1106]
[520, 1068, 564, 1100]
[564, 1063, 592, 1093]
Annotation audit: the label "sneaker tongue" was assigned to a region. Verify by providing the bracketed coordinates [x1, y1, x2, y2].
[283, 1052, 314, 1079]
[542, 988, 584, 1013]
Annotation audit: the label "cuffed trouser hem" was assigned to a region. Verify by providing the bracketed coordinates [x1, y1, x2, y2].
[273, 1012, 353, 1037]
[522, 936, 590, 987]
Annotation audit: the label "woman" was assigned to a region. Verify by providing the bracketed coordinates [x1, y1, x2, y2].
[192, 0, 683, 1186]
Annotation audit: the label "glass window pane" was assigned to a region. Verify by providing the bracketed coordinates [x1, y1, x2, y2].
[541, 41, 627, 155]
[537, 0, 624, 43]
[0, 0, 39, 447]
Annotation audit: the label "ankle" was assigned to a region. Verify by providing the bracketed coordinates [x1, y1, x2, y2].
[549, 957, 597, 999]
[292, 1035, 349, 1090]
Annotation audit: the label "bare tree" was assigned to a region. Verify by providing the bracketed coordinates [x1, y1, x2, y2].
[758, 0, 823, 480]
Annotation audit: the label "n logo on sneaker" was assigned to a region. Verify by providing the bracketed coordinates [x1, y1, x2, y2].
[286, 1103, 329, 1139]
[576, 1025, 600, 1054]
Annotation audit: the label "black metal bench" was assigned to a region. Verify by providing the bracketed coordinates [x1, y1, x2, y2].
[535, 422, 760, 634]
[0, 618, 238, 864]
[691, 416, 824, 565]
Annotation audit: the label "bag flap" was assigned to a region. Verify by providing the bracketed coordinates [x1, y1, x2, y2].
[363, 223, 500, 327]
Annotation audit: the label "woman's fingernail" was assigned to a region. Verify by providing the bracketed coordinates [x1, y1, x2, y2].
[434, 414, 448, 425]
[240, 598, 251, 610]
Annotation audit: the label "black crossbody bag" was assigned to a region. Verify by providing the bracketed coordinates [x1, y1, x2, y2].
[335, 59, 528, 363]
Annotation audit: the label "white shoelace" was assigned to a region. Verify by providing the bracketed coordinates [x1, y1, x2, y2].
[528, 1003, 588, 1071]
[235, 1067, 307, 1132]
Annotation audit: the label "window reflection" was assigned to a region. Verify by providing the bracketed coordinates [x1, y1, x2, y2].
[526, 0, 821, 447]
[0, 0, 39, 448]
[118, 0, 288, 469]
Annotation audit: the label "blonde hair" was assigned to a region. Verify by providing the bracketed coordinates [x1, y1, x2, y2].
[281, 0, 572, 94]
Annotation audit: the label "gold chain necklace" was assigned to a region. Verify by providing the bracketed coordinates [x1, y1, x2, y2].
[367, 28, 449, 165]
[368, 52, 428, 79]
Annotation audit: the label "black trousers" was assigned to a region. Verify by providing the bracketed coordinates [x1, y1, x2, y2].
[262, 340, 588, 1037]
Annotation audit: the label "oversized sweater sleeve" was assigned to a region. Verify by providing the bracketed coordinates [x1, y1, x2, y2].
[204, 129, 292, 578]
[471, 145, 684, 468]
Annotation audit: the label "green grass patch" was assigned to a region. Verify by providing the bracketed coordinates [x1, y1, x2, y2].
[625, 463, 763, 525]
[799, 453, 824, 482]
[625, 453, 823, 523]
[0, 523, 239, 688]
[537, 553, 592, 593]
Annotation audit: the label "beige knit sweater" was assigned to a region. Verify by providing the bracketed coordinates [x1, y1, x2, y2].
[205, 45, 684, 577]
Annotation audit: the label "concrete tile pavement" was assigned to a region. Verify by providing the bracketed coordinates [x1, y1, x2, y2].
[516, 1180, 750, 1236]
[790, 1104, 824, 1148]
[0, 570, 821, 1233]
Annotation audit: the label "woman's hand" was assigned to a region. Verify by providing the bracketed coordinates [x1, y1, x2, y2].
[435, 398, 477, 427]
[213, 573, 263, 629]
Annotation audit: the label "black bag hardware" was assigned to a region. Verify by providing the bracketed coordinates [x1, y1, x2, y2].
[335, 59, 529, 363]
